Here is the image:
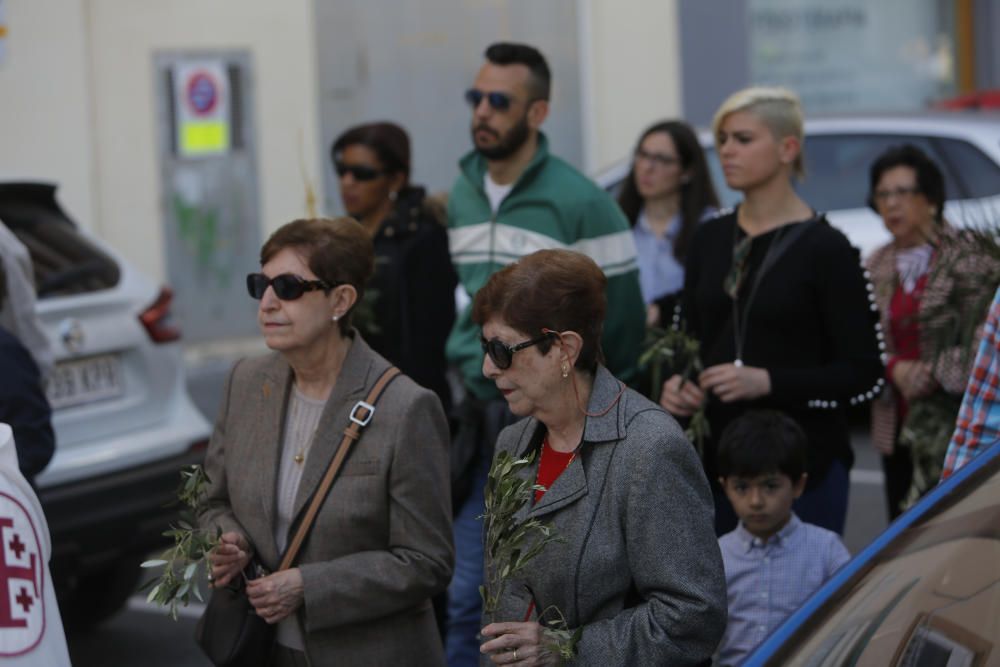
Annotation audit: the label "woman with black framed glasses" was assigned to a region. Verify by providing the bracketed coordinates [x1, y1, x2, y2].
[474, 249, 725, 666]
[331, 122, 457, 414]
[617, 120, 719, 328]
[199, 217, 453, 666]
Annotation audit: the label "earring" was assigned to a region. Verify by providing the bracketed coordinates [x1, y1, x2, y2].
[389, 191, 398, 202]
[332, 314, 339, 322]
[561, 364, 569, 378]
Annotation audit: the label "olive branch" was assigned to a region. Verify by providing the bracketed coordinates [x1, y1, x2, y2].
[921, 215, 1000, 369]
[639, 325, 709, 456]
[480, 450, 581, 663]
[896, 212, 1000, 507]
[140, 464, 219, 620]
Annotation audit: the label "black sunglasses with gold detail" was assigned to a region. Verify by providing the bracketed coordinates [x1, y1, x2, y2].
[480, 331, 558, 370]
[246, 273, 336, 301]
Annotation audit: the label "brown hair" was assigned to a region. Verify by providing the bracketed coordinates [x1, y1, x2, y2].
[331, 121, 411, 184]
[260, 217, 374, 334]
[617, 119, 720, 261]
[472, 249, 606, 372]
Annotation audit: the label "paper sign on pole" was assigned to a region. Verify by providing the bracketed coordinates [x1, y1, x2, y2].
[173, 61, 231, 157]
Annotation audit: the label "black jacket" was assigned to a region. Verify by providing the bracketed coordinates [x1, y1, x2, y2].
[0, 325, 54, 484]
[680, 209, 883, 484]
[364, 186, 457, 413]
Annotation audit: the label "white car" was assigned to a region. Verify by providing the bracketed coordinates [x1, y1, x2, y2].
[597, 112, 1000, 257]
[0, 182, 211, 627]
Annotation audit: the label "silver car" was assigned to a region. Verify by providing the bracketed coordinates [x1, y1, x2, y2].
[597, 111, 1000, 257]
[0, 182, 211, 627]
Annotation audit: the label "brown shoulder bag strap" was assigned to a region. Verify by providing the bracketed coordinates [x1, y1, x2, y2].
[278, 366, 401, 570]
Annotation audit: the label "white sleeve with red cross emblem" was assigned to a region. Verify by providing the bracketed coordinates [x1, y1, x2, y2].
[0, 424, 70, 666]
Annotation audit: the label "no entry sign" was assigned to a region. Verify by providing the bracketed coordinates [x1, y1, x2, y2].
[186, 71, 219, 115]
[173, 61, 231, 157]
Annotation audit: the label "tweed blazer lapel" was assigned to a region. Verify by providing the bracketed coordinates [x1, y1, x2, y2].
[289, 334, 373, 528]
[257, 354, 295, 547]
[519, 366, 626, 521]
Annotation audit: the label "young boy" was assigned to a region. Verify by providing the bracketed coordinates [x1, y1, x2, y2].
[715, 410, 850, 666]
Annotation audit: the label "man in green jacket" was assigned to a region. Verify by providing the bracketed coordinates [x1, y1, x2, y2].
[445, 41, 645, 666]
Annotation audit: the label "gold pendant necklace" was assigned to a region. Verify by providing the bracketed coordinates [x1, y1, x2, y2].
[293, 426, 320, 465]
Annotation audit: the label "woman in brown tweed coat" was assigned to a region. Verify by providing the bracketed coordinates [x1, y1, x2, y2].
[865, 144, 998, 517]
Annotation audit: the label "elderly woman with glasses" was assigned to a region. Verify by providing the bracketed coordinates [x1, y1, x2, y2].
[474, 249, 725, 666]
[199, 217, 453, 667]
[865, 144, 998, 517]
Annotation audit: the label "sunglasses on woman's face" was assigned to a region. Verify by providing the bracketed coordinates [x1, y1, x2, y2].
[334, 162, 386, 182]
[464, 88, 513, 112]
[481, 331, 556, 370]
[246, 273, 333, 301]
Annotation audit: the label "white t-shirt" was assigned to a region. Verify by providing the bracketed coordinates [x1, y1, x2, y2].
[484, 173, 514, 214]
[453, 173, 516, 314]
[0, 423, 71, 666]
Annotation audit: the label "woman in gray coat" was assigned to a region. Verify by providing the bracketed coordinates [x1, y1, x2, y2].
[199, 217, 453, 666]
[474, 249, 726, 666]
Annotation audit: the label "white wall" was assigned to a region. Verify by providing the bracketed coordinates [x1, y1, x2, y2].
[85, 0, 324, 282]
[578, 0, 683, 174]
[0, 0, 95, 229]
[1, 0, 679, 285]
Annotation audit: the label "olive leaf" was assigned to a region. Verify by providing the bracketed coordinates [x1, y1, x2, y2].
[140, 464, 219, 620]
[920, 214, 1000, 371]
[639, 325, 710, 456]
[479, 450, 580, 663]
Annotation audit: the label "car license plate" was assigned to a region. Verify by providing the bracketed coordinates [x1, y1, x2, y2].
[46, 353, 125, 409]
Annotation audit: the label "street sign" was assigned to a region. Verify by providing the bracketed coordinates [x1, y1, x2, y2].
[172, 61, 231, 157]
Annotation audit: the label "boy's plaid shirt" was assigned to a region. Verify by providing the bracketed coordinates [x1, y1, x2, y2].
[941, 286, 1000, 480]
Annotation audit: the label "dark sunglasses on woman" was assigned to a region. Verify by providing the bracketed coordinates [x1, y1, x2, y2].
[464, 88, 512, 112]
[334, 162, 386, 182]
[480, 331, 557, 370]
[246, 273, 334, 301]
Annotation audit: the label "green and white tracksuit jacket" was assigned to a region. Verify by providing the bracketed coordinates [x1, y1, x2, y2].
[447, 133, 646, 400]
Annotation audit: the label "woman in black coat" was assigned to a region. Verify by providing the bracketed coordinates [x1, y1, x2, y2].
[659, 87, 884, 536]
[332, 122, 457, 412]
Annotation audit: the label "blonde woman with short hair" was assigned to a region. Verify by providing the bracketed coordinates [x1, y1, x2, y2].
[659, 86, 884, 536]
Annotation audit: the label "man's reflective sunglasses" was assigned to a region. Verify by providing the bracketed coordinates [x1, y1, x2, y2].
[334, 162, 386, 182]
[481, 331, 558, 370]
[246, 273, 334, 301]
[464, 88, 513, 112]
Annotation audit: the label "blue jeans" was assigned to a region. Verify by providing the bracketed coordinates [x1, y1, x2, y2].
[445, 453, 491, 666]
[446, 398, 516, 667]
[791, 459, 850, 535]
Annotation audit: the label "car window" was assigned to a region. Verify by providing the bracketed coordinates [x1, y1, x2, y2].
[934, 137, 1000, 199]
[795, 134, 967, 214]
[0, 185, 120, 297]
[765, 450, 1000, 666]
